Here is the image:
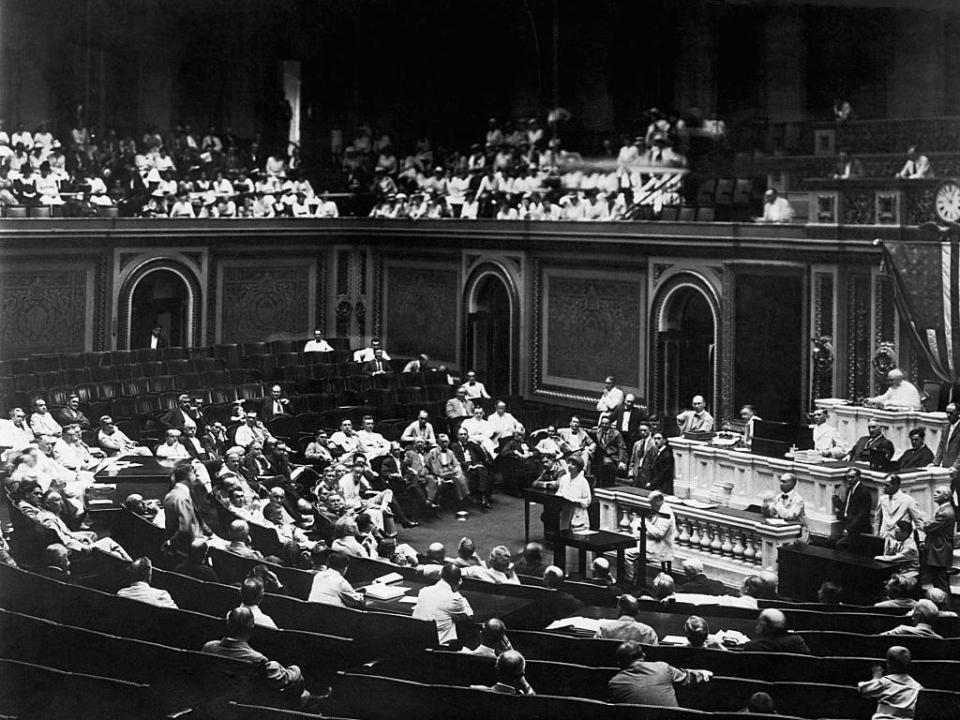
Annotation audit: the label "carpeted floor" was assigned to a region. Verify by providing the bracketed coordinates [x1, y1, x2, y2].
[391, 491, 558, 565]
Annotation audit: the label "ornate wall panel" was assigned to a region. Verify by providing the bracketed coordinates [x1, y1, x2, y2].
[0, 264, 94, 358]
[384, 263, 459, 362]
[534, 263, 645, 403]
[218, 261, 315, 343]
[846, 273, 873, 399]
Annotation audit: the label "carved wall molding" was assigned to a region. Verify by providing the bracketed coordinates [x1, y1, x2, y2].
[216, 260, 315, 343]
[117, 258, 204, 349]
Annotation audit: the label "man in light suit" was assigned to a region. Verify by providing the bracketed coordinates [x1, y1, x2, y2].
[445, 387, 474, 437]
[117, 557, 178, 608]
[772, 473, 809, 542]
[932, 403, 960, 470]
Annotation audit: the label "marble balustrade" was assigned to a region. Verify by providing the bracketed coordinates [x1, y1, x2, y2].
[595, 486, 802, 586]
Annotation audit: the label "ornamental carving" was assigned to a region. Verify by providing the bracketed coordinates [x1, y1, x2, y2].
[842, 191, 876, 224]
[872, 342, 897, 379]
[221, 266, 310, 342]
[545, 277, 640, 384]
[385, 266, 458, 360]
[0, 272, 88, 357]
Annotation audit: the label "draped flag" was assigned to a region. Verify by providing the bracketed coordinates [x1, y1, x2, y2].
[880, 233, 960, 384]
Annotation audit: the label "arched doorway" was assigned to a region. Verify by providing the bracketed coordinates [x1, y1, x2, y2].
[464, 268, 517, 398]
[129, 269, 191, 349]
[653, 280, 719, 422]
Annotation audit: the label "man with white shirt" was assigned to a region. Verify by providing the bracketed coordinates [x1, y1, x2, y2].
[53, 424, 103, 472]
[462, 371, 491, 401]
[487, 401, 519, 449]
[413, 563, 475, 645]
[757, 188, 794, 224]
[771, 473, 809, 542]
[596, 376, 625, 416]
[155, 429, 191, 462]
[303, 329, 333, 353]
[0, 407, 35, 456]
[558, 416, 594, 467]
[338, 460, 395, 534]
[233, 412, 274, 449]
[868, 369, 922, 411]
[329, 419, 362, 461]
[29, 398, 62, 440]
[426, 433, 470, 506]
[811, 407, 846, 458]
[401, 411, 436, 446]
[357, 415, 391, 460]
[895, 145, 933, 179]
[460, 406, 496, 458]
[445, 387, 474, 437]
[353, 337, 391, 363]
[677, 395, 715, 434]
[147, 325, 167, 349]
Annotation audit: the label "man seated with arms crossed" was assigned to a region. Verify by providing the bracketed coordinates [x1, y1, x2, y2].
[866, 368, 922, 411]
[607, 641, 712, 707]
[29, 397, 62, 441]
[234, 412, 275, 449]
[98, 415, 151, 457]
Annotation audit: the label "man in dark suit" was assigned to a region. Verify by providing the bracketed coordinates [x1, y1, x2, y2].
[541, 565, 585, 623]
[643, 432, 675, 495]
[54, 394, 92, 431]
[898, 427, 934, 471]
[593, 414, 626, 488]
[145, 325, 168, 350]
[932, 403, 960, 470]
[258, 384, 292, 423]
[161, 394, 200, 432]
[677, 558, 724, 595]
[363, 348, 390, 375]
[180, 424, 220, 465]
[845, 418, 894, 468]
[831, 467, 873, 549]
[923, 485, 957, 594]
[614, 394, 646, 460]
[628, 424, 655, 487]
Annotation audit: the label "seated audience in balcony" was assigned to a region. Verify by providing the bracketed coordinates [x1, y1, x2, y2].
[757, 188, 794, 223]
[895, 145, 933, 179]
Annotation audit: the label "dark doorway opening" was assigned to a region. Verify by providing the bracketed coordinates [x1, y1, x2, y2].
[130, 270, 189, 349]
[467, 275, 512, 398]
[659, 288, 715, 418]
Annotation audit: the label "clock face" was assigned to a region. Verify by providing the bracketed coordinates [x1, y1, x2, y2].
[935, 180, 960, 223]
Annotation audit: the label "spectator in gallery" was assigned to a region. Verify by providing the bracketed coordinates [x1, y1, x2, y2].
[896, 145, 933, 179]
[832, 150, 863, 179]
[757, 188, 794, 224]
[303, 329, 333, 353]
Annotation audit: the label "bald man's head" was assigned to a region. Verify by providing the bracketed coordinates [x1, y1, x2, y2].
[480, 618, 507, 647]
[757, 608, 787, 637]
[495, 650, 526, 683]
[616, 594, 640, 617]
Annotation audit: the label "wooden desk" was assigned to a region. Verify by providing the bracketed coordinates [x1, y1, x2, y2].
[778, 543, 897, 604]
[92, 457, 178, 505]
[522, 487, 561, 544]
[554, 529, 636, 580]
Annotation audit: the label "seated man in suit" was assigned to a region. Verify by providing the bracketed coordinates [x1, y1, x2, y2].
[362, 347, 391, 375]
[303, 328, 333, 353]
[831, 467, 874, 549]
[462, 618, 513, 658]
[677, 558, 724, 595]
[202, 606, 317, 709]
[180, 424, 220, 465]
[37, 490, 131, 559]
[880, 599, 943, 639]
[741, 609, 810, 654]
[541, 565, 585, 622]
[161, 394, 200, 433]
[469, 650, 535, 695]
[54, 394, 92, 431]
[607, 641, 712, 707]
[845, 417, 894, 467]
[676, 394, 715, 434]
[98, 415, 152, 457]
[897, 427, 934, 470]
[259, 385, 292, 423]
[225, 519, 265, 560]
[38, 543, 72, 581]
[116, 557, 178, 608]
[597, 594, 658, 644]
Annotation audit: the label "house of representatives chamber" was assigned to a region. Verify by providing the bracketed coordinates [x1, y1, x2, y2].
[2, 1, 960, 719]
